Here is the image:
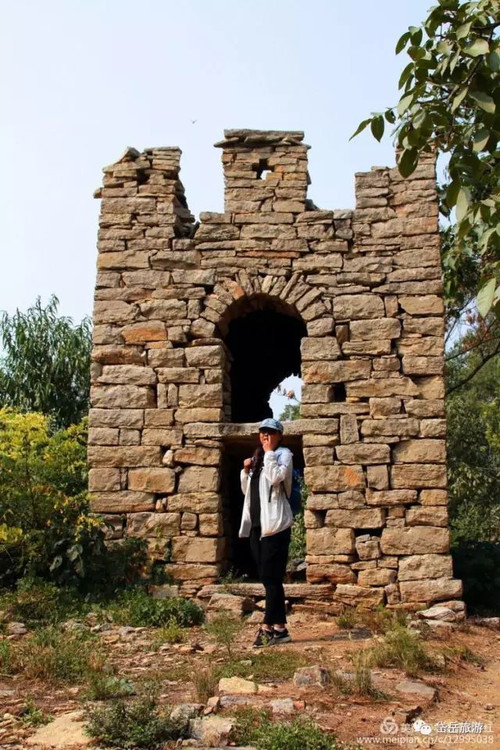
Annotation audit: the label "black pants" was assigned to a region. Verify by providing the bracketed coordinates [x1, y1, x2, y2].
[249, 527, 291, 626]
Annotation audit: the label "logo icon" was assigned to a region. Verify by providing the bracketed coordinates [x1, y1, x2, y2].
[380, 716, 399, 735]
[413, 719, 432, 735]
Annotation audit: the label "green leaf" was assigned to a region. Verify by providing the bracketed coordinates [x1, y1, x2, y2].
[463, 38, 490, 57]
[398, 148, 419, 178]
[456, 188, 470, 222]
[456, 21, 472, 39]
[469, 90, 496, 113]
[398, 62, 414, 89]
[477, 278, 496, 318]
[473, 128, 490, 152]
[488, 50, 500, 72]
[396, 31, 411, 54]
[397, 93, 414, 116]
[409, 27, 423, 46]
[370, 115, 385, 142]
[384, 109, 396, 124]
[452, 87, 468, 112]
[349, 118, 372, 141]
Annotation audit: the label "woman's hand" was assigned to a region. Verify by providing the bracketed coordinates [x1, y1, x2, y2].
[261, 433, 275, 452]
[243, 458, 252, 473]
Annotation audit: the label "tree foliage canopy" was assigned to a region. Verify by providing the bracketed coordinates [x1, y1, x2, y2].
[354, 0, 500, 318]
[0, 296, 92, 429]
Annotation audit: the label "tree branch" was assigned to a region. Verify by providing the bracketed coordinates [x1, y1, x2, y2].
[446, 341, 500, 395]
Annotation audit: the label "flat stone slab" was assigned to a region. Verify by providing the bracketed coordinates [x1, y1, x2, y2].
[198, 583, 334, 600]
[25, 711, 91, 748]
[395, 680, 437, 702]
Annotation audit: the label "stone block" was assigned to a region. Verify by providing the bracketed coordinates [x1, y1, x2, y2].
[391, 464, 447, 489]
[358, 568, 396, 586]
[178, 384, 223, 407]
[340, 414, 359, 444]
[307, 564, 356, 584]
[334, 584, 385, 608]
[185, 345, 224, 367]
[177, 467, 220, 493]
[381, 526, 450, 555]
[398, 554, 453, 581]
[304, 465, 365, 492]
[303, 360, 371, 384]
[88, 427, 119, 445]
[88, 468, 121, 492]
[91, 491, 155, 513]
[369, 398, 402, 418]
[142, 428, 183, 446]
[306, 527, 355, 555]
[400, 577, 463, 603]
[399, 295, 444, 316]
[168, 492, 221, 513]
[347, 378, 419, 398]
[88, 446, 162, 467]
[122, 321, 167, 343]
[367, 465, 389, 490]
[402, 356, 445, 376]
[334, 295, 384, 320]
[336, 443, 390, 464]
[406, 506, 448, 527]
[420, 489, 447, 506]
[128, 468, 176, 493]
[366, 489, 417, 506]
[301, 337, 341, 360]
[325, 508, 385, 528]
[91, 385, 155, 409]
[361, 419, 419, 438]
[355, 535, 381, 560]
[199, 513, 223, 536]
[393, 439, 446, 464]
[350, 318, 401, 340]
[89, 408, 144, 428]
[157, 368, 200, 383]
[127, 512, 180, 537]
[174, 447, 221, 466]
[172, 536, 224, 563]
[98, 365, 157, 385]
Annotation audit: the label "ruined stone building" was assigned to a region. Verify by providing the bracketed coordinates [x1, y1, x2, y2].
[89, 129, 462, 610]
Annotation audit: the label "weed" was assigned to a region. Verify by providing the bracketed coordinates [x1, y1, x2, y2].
[443, 644, 485, 667]
[8, 626, 105, 684]
[204, 614, 239, 659]
[330, 670, 353, 695]
[0, 580, 87, 626]
[336, 608, 357, 630]
[0, 639, 12, 674]
[19, 698, 53, 727]
[151, 621, 185, 647]
[192, 664, 219, 703]
[366, 623, 433, 677]
[85, 696, 183, 749]
[358, 604, 407, 635]
[353, 651, 388, 700]
[110, 589, 204, 628]
[231, 707, 342, 750]
[85, 673, 135, 701]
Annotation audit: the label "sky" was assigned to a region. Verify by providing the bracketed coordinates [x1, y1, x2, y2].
[1, 0, 434, 416]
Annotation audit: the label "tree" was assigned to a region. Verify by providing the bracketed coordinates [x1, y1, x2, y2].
[0, 296, 92, 429]
[354, 0, 500, 318]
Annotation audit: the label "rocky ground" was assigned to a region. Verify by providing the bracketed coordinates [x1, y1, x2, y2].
[0, 597, 499, 750]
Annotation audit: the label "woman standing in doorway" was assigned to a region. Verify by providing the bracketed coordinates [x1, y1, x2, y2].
[239, 418, 293, 648]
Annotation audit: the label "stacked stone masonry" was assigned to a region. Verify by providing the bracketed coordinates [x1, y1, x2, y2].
[89, 130, 462, 610]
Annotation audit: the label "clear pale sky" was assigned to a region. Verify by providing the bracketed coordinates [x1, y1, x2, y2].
[1, 0, 433, 326]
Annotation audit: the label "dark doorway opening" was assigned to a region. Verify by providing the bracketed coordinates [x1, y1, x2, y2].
[220, 434, 305, 579]
[223, 296, 307, 423]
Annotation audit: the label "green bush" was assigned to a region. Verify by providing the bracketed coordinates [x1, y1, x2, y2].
[85, 697, 183, 749]
[366, 623, 434, 677]
[110, 588, 204, 628]
[232, 708, 341, 750]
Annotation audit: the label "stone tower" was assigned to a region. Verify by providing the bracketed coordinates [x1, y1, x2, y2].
[89, 129, 462, 610]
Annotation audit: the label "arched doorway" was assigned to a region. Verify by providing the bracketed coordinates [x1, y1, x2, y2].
[217, 294, 307, 578]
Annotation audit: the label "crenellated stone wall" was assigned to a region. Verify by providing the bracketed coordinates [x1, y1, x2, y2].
[89, 129, 462, 610]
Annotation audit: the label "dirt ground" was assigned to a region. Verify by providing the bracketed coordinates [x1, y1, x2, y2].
[1, 611, 499, 749]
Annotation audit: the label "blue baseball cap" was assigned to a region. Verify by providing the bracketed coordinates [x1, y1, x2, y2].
[259, 418, 284, 433]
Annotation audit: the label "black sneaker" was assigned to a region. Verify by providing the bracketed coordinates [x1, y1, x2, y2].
[270, 627, 291, 645]
[252, 627, 274, 648]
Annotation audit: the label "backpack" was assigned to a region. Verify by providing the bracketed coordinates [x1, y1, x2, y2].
[285, 469, 303, 517]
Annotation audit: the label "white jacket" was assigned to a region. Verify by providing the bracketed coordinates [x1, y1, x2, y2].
[239, 446, 293, 538]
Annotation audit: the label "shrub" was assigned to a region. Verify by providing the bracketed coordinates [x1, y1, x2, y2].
[19, 698, 53, 727]
[336, 608, 357, 630]
[192, 664, 219, 703]
[0, 580, 87, 626]
[366, 624, 434, 677]
[85, 674, 135, 701]
[232, 708, 341, 750]
[85, 697, 183, 749]
[110, 588, 204, 628]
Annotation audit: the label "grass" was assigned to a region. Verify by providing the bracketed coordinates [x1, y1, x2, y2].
[2, 625, 106, 684]
[443, 644, 485, 667]
[231, 707, 346, 750]
[204, 614, 240, 659]
[192, 663, 220, 703]
[85, 696, 183, 750]
[84, 673, 136, 701]
[19, 697, 53, 727]
[364, 623, 435, 677]
[151, 621, 186, 648]
[336, 608, 358, 630]
[108, 589, 204, 628]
